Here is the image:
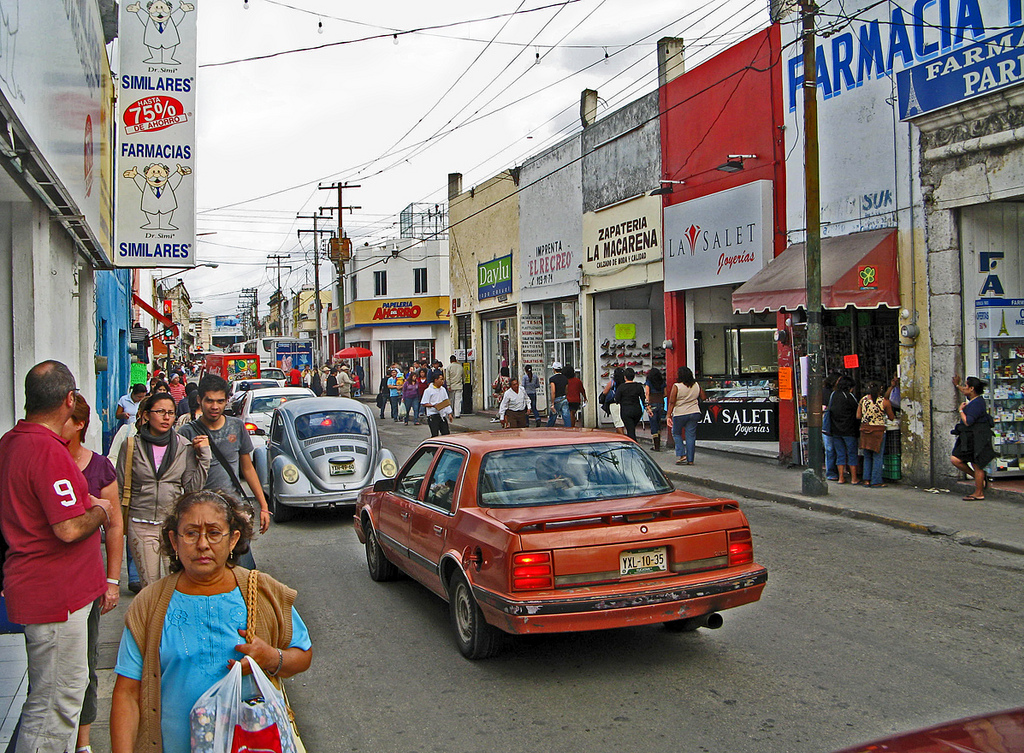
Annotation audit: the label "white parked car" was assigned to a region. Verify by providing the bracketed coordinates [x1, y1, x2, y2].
[233, 387, 315, 448]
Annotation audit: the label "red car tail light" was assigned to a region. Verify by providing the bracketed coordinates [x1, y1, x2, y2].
[244, 422, 259, 435]
[728, 529, 754, 566]
[512, 551, 552, 590]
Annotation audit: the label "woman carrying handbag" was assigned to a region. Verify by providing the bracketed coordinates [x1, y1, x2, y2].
[856, 381, 895, 488]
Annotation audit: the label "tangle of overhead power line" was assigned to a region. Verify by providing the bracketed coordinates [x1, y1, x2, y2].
[200, 0, 586, 67]
[350, 0, 769, 246]
[350, 0, 752, 186]
[198, 0, 765, 217]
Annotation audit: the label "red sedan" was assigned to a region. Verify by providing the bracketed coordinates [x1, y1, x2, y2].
[354, 429, 767, 659]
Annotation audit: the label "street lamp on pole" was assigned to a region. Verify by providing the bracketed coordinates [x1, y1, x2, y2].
[153, 262, 220, 285]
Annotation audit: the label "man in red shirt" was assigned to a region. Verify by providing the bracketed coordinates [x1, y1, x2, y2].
[0, 361, 113, 753]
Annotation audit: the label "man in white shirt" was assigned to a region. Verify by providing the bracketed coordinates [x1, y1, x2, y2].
[446, 355, 465, 418]
[420, 373, 453, 437]
[498, 378, 530, 428]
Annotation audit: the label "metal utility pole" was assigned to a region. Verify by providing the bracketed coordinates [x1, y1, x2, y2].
[800, 0, 827, 496]
[267, 254, 291, 336]
[297, 212, 331, 366]
[319, 182, 360, 350]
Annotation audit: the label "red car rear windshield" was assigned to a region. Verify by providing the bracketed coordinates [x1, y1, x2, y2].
[478, 442, 672, 507]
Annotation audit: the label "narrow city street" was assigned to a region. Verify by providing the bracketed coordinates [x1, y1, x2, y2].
[230, 423, 1024, 753]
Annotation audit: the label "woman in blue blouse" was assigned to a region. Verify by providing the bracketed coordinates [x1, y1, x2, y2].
[110, 491, 312, 753]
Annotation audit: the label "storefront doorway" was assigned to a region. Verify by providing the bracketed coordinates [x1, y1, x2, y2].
[483, 313, 517, 409]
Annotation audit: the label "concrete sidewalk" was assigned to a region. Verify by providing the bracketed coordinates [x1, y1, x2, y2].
[445, 410, 1024, 557]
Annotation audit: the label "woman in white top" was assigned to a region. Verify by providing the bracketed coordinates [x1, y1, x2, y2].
[666, 366, 705, 466]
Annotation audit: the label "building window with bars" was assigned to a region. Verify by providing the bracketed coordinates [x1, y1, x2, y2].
[414, 267, 427, 294]
[374, 270, 387, 296]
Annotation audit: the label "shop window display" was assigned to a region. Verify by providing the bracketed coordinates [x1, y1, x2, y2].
[978, 340, 1024, 477]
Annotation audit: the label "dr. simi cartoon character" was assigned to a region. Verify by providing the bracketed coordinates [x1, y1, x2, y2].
[122, 163, 191, 230]
[126, 1, 194, 65]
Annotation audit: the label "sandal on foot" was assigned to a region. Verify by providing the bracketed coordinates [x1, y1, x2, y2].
[962, 495, 984, 500]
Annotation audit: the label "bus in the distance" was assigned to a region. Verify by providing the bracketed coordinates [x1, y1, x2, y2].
[236, 337, 314, 372]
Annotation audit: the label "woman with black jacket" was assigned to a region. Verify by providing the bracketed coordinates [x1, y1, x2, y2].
[828, 375, 861, 484]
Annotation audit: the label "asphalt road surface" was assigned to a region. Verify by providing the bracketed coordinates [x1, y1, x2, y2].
[255, 421, 1024, 753]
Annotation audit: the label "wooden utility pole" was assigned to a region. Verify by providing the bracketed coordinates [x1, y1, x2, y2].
[801, 0, 827, 496]
[297, 212, 331, 365]
[319, 182, 360, 350]
[267, 254, 291, 336]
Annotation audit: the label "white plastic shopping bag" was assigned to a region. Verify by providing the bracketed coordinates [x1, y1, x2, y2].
[190, 657, 297, 753]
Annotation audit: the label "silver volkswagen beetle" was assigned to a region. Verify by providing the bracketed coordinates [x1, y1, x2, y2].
[253, 397, 397, 522]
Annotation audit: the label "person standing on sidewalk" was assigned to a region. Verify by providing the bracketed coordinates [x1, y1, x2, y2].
[616, 368, 647, 441]
[401, 367, 421, 425]
[857, 381, 895, 488]
[177, 375, 271, 565]
[498, 377, 530, 428]
[447, 355, 465, 418]
[115, 383, 147, 426]
[337, 364, 354, 398]
[421, 372, 453, 436]
[117, 392, 210, 587]
[830, 375, 861, 485]
[0, 361, 114, 753]
[667, 366, 704, 465]
[645, 368, 666, 452]
[565, 367, 587, 427]
[62, 393, 123, 753]
[546, 363, 571, 427]
[822, 373, 841, 481]
[950, 375, 995, 500]
[521, 365, 541, 426]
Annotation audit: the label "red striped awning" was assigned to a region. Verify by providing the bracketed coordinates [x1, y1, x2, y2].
[732, 229, 899, 313]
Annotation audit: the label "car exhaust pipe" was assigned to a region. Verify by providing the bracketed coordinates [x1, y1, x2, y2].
[702, 612, 723, 629]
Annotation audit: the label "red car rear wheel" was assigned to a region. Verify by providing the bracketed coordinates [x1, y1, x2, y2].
[448, 571, 503, 660]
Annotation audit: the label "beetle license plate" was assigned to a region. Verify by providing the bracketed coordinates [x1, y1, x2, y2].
[619, 546, 668, 576]
[329, 460, 354, 476]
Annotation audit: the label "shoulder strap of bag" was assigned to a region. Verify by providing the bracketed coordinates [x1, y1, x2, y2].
[190, 421, 251, 501]
[246, 568, 259, 637]
[121, 436, 135, 509]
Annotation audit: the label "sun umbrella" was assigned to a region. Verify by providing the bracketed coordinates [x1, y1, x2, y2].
[334, 346, 373, 359]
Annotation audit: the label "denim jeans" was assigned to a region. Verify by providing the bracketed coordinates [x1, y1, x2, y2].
[862, 433, 886, 485]
[526, 392, 540, 424]
[672, 412, 700, 462]
[389, 394, 401, 420]
[835, 435, 858, 468]
[649, 405, 665, 436]
[546, 396, 572, 427]
[403, 396, 418, 423]
[824, 434, 838, 479]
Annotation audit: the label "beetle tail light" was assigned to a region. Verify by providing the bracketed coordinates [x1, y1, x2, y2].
[728, 529, 754, 566]
[512, 551, 552, 590]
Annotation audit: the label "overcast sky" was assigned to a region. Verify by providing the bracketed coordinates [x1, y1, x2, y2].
[177, 0, 770, 316]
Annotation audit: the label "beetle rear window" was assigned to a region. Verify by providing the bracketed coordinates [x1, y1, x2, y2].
[477, 442, 672, 507]
[294, 411, 370, 439]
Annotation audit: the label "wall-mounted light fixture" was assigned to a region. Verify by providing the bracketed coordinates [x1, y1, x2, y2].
[716, 154, 757, 173]
[662, 339, 674, 350]
[650, 180, 686, 196]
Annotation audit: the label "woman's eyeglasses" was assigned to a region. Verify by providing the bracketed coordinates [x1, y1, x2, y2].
[177, 529, 226, 544]
[148, 409, 176, 417]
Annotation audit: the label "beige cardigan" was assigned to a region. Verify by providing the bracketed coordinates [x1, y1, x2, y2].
[124, 567, 297, 753]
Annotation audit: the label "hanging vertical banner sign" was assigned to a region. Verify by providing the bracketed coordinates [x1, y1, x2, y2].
[114, 1, 198, 268]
